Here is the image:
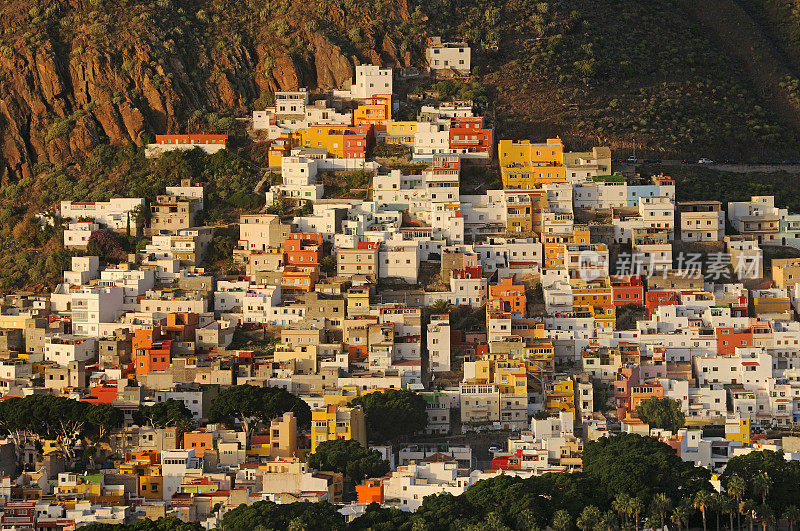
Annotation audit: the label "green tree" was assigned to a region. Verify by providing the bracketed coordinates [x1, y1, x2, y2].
[133, 399, 194, 429]
[576, 506, 601, 531]
[350, 503, 412, 530]
[629, 497, 644, 531]
[552, 509, 572, 531]
[752, 471, 771, 505]
[756, 503, 774, 531]
[85, 403, 124, 441]
[208, 385, 311, 435]
[671, 502, 691, 531]
[219, 500, 345, 530]
[429, 299, 453, 314]
[582, 434, 711, 506]
[349, 389, 427, 442]
[720, 494, 736, 531]
[651, 493, 672, 530]
[784, 505, 800, 531]
[635, 397, 685, 433]
[722, 450, 800, 512]
[728, 474, 747, 530]
[694, 491, 714, 531]
[612, 493, 632, 526]
[320, 255, 337, 276]
[306, 439, 390, 483]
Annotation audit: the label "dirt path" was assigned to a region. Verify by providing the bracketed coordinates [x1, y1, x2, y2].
[677, 0, 800, 133]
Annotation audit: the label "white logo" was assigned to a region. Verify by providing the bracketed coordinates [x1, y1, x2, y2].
[577, 250, 605, 281]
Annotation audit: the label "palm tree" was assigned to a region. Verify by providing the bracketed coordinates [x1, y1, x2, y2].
[671, 504, 690, 531]
[744, 500, 758, 531]
[784, 505, 800, 531]
[629, 497, 645, 531]
[552, 509, 572, 531]
[719, 494, 736, 531]
[429, 299, 453, 314]
[613, 493, 632, 526]
[596, 511, 617, 531]
[728, 475, 747, 531]
[756, 504, 773, 531]
[577, 506, 602, 531]
[711, 492, 728, 531]
[652, 493, 673, 530]
[695, 491, 714, 531]
[752, 472, 771, 505]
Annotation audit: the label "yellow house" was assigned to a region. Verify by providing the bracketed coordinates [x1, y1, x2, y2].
[299, 126, 347, 158]
[384, 121, 418, 146]
[41, 438, 60, 455]
[499, 138, 566, 188]
[268, 133, 294, 167]
[546, 379, 576, 414]
[273, 343, 318, 374]
[310, 405, 367, 453]
[571, 278, 613, 308]
[725, 415, 750, 445]
[139, 473, 163, 500]
[524, 340, 555, 375]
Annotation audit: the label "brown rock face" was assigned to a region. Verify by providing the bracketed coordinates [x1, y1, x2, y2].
[0, 0, 418, 181]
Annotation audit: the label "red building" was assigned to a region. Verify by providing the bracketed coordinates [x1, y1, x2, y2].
[343, 124, 375, 159]
[645, 290, 679, 316]
[449, 121, 493, 157]
[451, 265, 483, 280]
[611, 275, 644, 307]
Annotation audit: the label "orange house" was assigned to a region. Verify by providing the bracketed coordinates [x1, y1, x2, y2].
[716, 327, 753, 356]
[80, 383, 118, 405]
[165, 313, 199, 342]
[543, 226, 590, 269]
[630, 381, 664, 413]
[183, 430, 213, 458]
[134, 327, 172, 376]
[281, 266, 319, 295]
[354, 95, 392, 128]
[356, 480, 384, 504]
[284, 233, 323, 266]
[489, 277, 527, 316]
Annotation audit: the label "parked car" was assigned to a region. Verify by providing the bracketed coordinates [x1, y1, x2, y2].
[626, 156, 638, 164]
[488, 444, 503, 453]
[698, 158, 713, 164]
[643, 158, 662, 164]
[681, 159, 694, 164]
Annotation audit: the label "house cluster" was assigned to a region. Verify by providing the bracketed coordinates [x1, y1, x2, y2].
[6, 61, 800, 526]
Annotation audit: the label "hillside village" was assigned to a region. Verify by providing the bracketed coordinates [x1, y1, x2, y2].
[4, 41, 800, 529]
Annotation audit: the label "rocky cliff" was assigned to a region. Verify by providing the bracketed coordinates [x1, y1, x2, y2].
[0, 0, 416, 181]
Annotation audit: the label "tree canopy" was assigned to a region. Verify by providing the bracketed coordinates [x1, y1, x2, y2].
[0, 395, 123, 459]
[208, 385, 311, 433]
[721, 450, 800, 512]
[219, 500, 345, 531]
[306, 439, 390, 482]
[635, 397, 686, 433]
[582, 433, 712, 506]
[133, 399, 194, 429]
[349, 389, 428, 442]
